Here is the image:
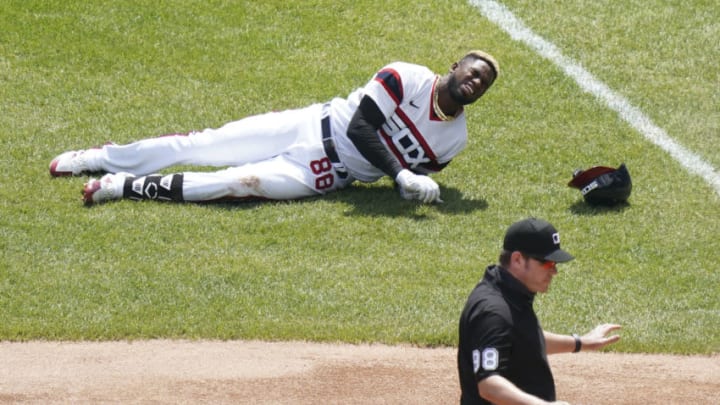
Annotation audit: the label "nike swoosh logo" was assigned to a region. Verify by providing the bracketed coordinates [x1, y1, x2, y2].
[409, 100, 419, 109]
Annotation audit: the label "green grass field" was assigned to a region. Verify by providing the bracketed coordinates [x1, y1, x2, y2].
[1, 0, 718, 355]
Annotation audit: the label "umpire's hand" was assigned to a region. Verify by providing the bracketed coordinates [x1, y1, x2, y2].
[582, 324, 622, 351]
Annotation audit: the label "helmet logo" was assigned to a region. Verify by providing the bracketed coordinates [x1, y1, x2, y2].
[581, 181, 599, 196]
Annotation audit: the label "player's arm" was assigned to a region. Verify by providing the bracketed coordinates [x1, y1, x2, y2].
[347, 96, 441, 203]
[346, 95, 403, 178]
[478, 375, 568, 405]
[543, 324, 622, 355]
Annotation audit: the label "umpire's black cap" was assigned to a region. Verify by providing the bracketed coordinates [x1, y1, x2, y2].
[503, 218, 574, 263]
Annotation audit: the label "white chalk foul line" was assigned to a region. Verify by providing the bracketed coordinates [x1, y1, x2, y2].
[470, 0, 720, 197]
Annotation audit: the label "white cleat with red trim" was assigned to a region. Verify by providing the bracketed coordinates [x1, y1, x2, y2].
[49, 150, 90, 177]
[82, 173, 131, 206]
[49, 143, 114, 177]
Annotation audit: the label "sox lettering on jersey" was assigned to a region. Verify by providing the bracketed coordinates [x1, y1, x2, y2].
[381, 109, 439, 171]
[390, 128, 431, 168]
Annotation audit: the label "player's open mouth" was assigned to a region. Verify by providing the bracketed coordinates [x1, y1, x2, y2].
[462, 83, 475, 96]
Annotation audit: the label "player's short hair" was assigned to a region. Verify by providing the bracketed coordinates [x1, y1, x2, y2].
[463, 50, 499, 81]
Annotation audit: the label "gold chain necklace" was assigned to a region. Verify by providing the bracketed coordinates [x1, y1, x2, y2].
[433, 80, 454, 121]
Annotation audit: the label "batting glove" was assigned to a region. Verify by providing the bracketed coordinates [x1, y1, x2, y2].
[395, 169, 442, 203]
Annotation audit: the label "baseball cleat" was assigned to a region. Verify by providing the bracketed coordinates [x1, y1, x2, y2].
[82, 173, 130, 206]
[49, 143, 114, 177]
[49, 150, 89, 177]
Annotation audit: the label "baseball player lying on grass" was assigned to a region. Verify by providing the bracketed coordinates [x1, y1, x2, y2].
[50, 51, 498, 206]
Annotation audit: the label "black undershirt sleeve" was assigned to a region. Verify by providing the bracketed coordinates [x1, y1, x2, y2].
[347, 96, 404, 178]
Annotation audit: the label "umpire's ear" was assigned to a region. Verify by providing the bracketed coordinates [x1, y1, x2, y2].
[508, 251, 528, 271]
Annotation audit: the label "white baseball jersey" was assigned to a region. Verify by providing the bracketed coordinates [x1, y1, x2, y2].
[330, 62, 468, 182]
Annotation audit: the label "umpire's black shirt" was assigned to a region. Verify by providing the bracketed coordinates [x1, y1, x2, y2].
[457, 265, 555, 405]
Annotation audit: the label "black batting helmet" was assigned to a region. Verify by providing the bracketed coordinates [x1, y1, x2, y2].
[568, 163, 632, 205]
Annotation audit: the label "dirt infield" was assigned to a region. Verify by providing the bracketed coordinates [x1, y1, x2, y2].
[0, 340, 717, 404]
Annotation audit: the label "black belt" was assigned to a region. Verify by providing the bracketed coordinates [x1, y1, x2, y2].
[321, 106, 348, 179]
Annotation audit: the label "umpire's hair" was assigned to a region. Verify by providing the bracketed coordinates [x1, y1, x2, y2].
[463, 50, 499, 81]
[498, 249, 512, 267]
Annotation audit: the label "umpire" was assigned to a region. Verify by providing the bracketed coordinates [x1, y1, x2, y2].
[457, 218, 622, 405]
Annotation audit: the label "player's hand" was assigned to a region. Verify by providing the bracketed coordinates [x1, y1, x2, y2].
[395, 169, 442, 203]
